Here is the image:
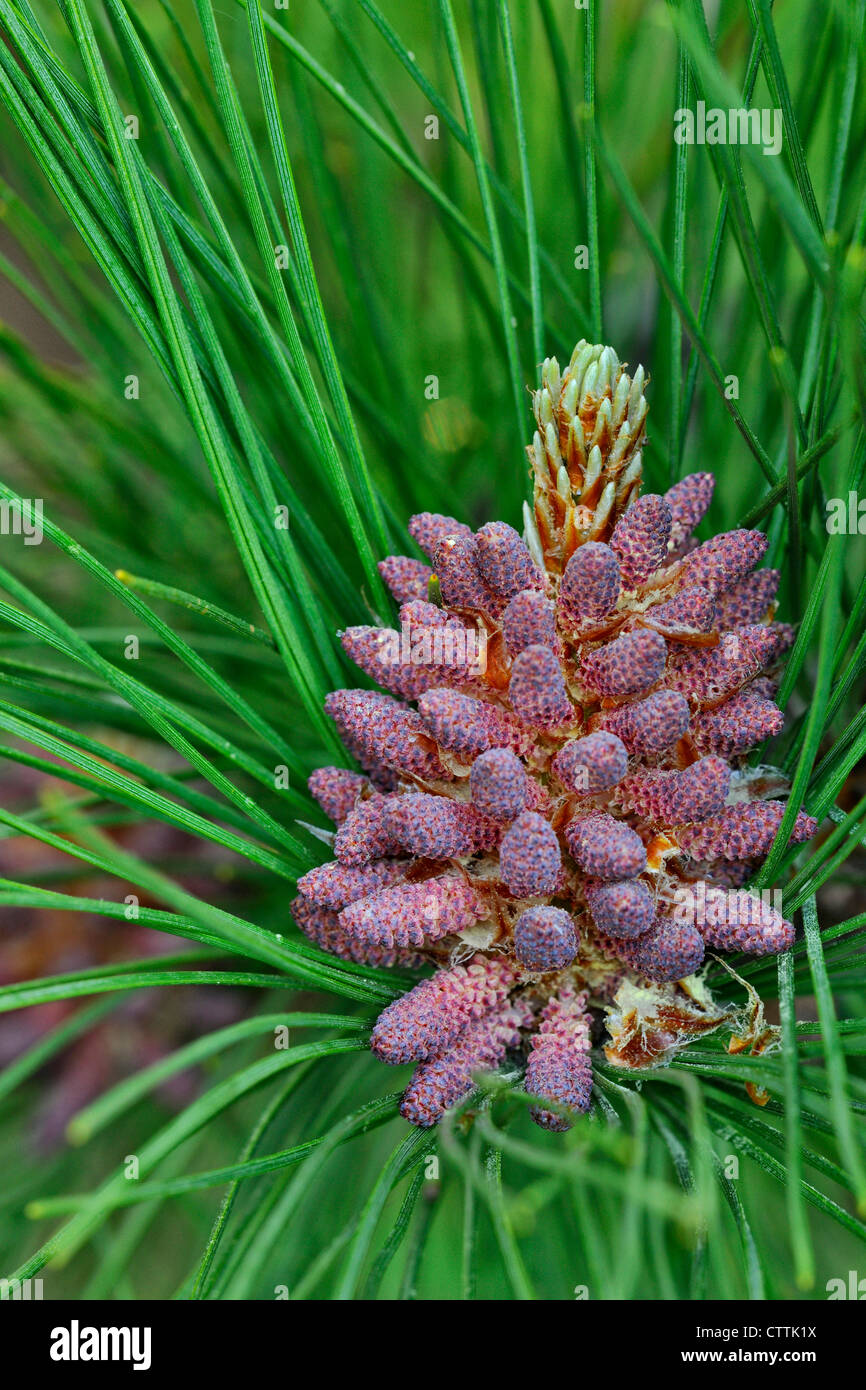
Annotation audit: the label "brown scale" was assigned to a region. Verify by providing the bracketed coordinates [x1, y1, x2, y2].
[605, 997, 731, 1068]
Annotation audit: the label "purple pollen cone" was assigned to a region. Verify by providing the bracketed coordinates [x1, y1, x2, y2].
[418, 687, 529, 758]
[610, 493, 673, 587]
[325, 689, 446, 780]
[716, 569, 780, 626]
[378, 554, 433, 604]
[682, 529, 768, 595]
[297, 859, 404, 910]
[509, 644, 574, 729]
[676, 800, 818, 860]
[371, 954, 518, 1063]
[665, 625, 781, 704]
[584, 877, 655, 939]
[385, 794, 500, 857]
[645, 586, 717, 637]
[565, 812, 647, 879]
[339, 875, 484, 949]
[618, 755, 731, 826]
[433, 533, 502, 614]
[664, 472, 715, 550]
[470, 748, 531, 822]
[514, 906, 578, 971]
[552, 731, 628, 795]
[500, 812, 562, 896]
[399, 1001, 531, 1127]
[693, 692, 784, 755]
[308, 766, 367, 823]
[525, 992, 593, 1131]
[603, 916, 705, 982]
[557, 542, 620, 627]
[690, 886, 795, 955]
[503, 589, 557, 656]
[577, 628, 667, 698]
[334, 795, 401, 866]
[594, 689, 690, 753]
[475, 521, 544, 598]
[408, 511, 472, 559]
[291, 896, 421, 970]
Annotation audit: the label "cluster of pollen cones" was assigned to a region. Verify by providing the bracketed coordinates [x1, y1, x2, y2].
[293, 341, 818, 1131]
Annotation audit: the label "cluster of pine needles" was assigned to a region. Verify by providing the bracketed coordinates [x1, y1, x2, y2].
[0, 0, 864, 1299]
